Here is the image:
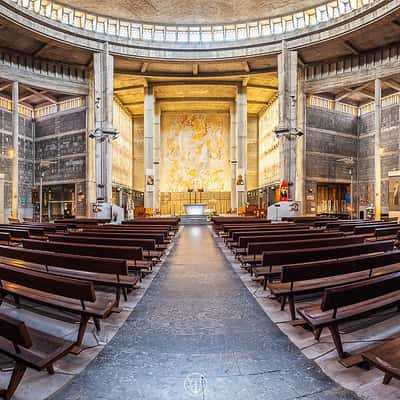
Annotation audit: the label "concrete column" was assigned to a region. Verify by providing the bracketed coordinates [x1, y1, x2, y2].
[86, 69, 96, 216]
[153, 101, 161, 213]
[278, 41, 298, 201]
[11, 81, 19, 219]
[236, 85, 247, 208]
[296, 66, 305, 212]
[144, 85, 154, 209]
[374, 78, 382, 220]
[0, 174, 4, 223]
[93, 44, 114, 205]
[230, 101, 238, 212]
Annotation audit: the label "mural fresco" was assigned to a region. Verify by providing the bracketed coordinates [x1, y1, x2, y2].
[160, 113, 230, 192]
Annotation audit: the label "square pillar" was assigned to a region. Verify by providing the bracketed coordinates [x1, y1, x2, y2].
[230, 102, 238, 212]
[374, 78, 382, 220]
[11, 81, 19, 219]
[153, 101, 161, 213]
[236, 85, 247, 208]
[93, 44, 114, 205]
[144, 85, 154, 209]
[0, 174, 4, 223]
[278, 41, 298, 201]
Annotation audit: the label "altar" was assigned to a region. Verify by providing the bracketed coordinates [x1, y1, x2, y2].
[183, 203, 207, 216]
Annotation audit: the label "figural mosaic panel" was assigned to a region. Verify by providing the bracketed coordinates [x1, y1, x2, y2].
[160, 113, 230, 192]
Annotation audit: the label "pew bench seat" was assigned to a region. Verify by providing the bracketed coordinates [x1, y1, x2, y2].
[269, 263, 400, 320]
[1, 281, 116, 321]
[0, 263, 117, 353]
[298, 290, 400, 331]
[0, 257, 140, 302]
[362, 337, 400, 385]
[0, 313, 74, 399]
[297, 274, 400, 366]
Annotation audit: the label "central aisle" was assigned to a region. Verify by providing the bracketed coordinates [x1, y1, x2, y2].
[54, 226, 357, 400]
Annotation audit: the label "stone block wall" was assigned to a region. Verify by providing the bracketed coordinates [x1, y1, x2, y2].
[0, 109, 34, 217]
[304, 106, 358, 215]
[34, 107, 87, 216]
[358, 104, 400, 213]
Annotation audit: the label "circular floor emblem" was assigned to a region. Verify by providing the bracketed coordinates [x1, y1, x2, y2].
[184, 373, 207, 397]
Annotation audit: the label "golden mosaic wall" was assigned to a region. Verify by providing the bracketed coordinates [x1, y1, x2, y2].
[160, 113, 230, 192]
[112, 100, 133, 188]
[258, 99, 280, 187]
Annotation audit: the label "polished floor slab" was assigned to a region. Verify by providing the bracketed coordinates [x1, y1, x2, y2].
[52, 225, 358, 400]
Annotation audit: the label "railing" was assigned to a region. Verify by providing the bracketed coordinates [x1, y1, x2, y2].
[8, 0, 376, 44]
[0, 96, 85, 119]
[0, 96, 33, 118]
[309, 93, 400, 116]
[307, 95, 358, 116]
[359, 93, 400, 115]
[34, 97, 85, 118]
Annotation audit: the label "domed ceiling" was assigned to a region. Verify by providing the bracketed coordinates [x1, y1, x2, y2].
[59, 0, 327, 25]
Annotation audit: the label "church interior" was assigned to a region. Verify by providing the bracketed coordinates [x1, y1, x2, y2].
[1, 0, 400, 399]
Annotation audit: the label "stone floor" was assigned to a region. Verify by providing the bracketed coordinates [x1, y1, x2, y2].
[50, 225, 358, 400]
[215, 227, 400, 400]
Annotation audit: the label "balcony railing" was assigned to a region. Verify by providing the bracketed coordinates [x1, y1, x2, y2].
[8, 0, 376, 44]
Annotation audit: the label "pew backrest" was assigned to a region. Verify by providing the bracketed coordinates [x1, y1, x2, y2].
[0, 245, 128, 275]
[0, 263, 96, 302]
[0, 313, 32, 350]
[22, 239, 144, 262]
[247, 235, 365, 255]
[48, 234, 157, 250]
[262, 240, 394, 267]
[321, 272, 400, 312]
[239, 232, 344, 249]
[281, 251, 400, 283]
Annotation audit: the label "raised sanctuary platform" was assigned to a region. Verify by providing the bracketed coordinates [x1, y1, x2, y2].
[180, 215, 209, 225]
[183, 203, 207, 215]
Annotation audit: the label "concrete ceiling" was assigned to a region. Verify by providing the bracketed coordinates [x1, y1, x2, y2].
[114, 72, 278, 116]
[0, 79, 81, 107]
[58, 0, 326, 25]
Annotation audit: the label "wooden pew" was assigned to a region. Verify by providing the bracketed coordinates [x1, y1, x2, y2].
[212, 217, 267, 231]
[254, 240, 395, 288]
[353, 223, 400, 235]
[54, 218, 110, 224]
[240, 235, 366, 268]
[283, 217, 337, 223]
[225, 224, 311, 239]
[362, 338, 400, 385]
[375, 226, 400, 239]
[0, 263, 116, 353]
[48, 234, 163, 260]
[227, 228, 314, 248]
[22, 239, 153, 277]
[0, 232, 11, 245]
[268, 251, 400, 320]
[0, 225, 46, 238]
[339, 222, 396, 232]
[234, 232, 345, 256]
[297, 273, 400, 366]
[122, 218, 180, 230]
[0, 245, 137, 307]
[66, 231, 168, 247]
[0, 228, 30, 241]
[0, 313, 74, 399]
[82, 226, 170, 236]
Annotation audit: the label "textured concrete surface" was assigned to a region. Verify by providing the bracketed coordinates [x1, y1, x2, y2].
[52, 225, 358, 400]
